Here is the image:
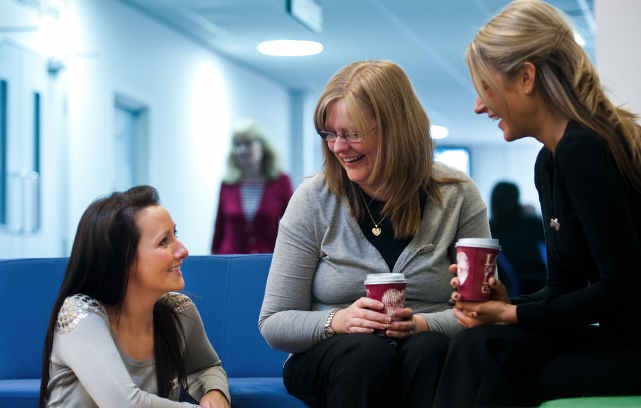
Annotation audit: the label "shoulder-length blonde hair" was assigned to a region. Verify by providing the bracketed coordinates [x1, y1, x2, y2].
[314, 60, 460, 238]
[223, 121, 281, 183]
[466, 0, 641, 192]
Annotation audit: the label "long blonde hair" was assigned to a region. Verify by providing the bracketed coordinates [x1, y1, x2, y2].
[466, 0, 641, 191]
[314, 60, 460, 238]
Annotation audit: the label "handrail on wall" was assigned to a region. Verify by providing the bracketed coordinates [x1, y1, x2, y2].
[5, 171, 39, 235]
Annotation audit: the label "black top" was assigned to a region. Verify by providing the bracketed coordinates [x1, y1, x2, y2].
[357, 189, 424, 272]
[516, 121, 641, 343]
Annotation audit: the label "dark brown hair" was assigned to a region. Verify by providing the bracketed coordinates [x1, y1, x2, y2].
[39, 185, 186, 406]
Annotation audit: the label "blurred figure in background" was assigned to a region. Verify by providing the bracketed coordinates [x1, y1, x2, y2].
[211, 120, 293, 254]
[490, 181, 546, 295]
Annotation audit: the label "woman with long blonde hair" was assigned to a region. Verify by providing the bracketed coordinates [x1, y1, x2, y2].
[436, 1, 641, 406]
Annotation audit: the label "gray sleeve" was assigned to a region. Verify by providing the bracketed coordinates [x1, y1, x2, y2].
[418, 310, 463, 337]
[258, 182, 329, 353]
[456, 180, 491, 238]
[186, 367, 229, 405]
[420, 177, 491, 338]
[52, 308, 197, 407]
[180, 302, 230, 404]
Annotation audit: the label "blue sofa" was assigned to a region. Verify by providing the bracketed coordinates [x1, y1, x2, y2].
[0, 254, 305, 407]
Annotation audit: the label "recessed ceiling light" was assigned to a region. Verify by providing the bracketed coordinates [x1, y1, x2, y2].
[431, 125, 449, 140]
[257, 40, 323, 56]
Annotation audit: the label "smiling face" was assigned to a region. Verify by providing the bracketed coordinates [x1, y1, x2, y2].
[324, 99, 380, 195]
[127, 205, 188, 298]
[473, 66, 538, 142]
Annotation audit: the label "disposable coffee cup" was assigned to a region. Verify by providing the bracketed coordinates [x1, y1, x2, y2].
[364, 273, 407, 325]
[455, 238, 501, 301]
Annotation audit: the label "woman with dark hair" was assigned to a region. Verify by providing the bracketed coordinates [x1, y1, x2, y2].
[39, 186, 230, 407]
[211, 120, 293, 254]
[259, 60, 490, 407]
[435, 0, 641, 406]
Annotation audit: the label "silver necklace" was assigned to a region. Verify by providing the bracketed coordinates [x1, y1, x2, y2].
[359, 190, 385, 237]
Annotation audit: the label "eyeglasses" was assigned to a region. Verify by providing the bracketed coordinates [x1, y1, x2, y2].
[318, 130, 364, 144]
[232, 139, 257, 149]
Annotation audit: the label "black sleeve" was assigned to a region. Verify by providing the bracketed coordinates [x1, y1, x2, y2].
[517, 131, 641, 329]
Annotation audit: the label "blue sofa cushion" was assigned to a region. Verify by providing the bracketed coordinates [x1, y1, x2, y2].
[229, 377, 305, 407]
[0, 378, 305, 408]
[0, 378, 40, 399]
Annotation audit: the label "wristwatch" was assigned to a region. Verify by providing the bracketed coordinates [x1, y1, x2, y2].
[323, 309, 338, 338]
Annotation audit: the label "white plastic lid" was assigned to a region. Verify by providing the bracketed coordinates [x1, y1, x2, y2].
[455, 238, 501, 250]
[364, 273, 407, 285]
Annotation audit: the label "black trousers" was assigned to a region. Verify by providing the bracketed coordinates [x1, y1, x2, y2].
[283, 332, 450, 408]
[433, 325, 641, 408]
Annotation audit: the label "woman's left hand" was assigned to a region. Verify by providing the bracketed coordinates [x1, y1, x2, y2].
[385, 308, 428, 339]
[452, 300, 517, 328]
[200, 390, 230, 408]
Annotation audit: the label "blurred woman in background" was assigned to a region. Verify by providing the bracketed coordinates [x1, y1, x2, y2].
[211, 120, 292, 254]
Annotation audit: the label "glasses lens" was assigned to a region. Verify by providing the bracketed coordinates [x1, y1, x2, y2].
[347, 131, 362, 142]
[233, 139, 254, 149]
[319, 131, 337, 142]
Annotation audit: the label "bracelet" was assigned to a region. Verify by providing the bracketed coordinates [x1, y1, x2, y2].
[323, 309, 338, 338]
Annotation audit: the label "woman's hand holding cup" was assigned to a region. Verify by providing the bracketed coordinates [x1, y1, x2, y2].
[332, 297, 391, 334]
[449, 263, 509, 303]
[386, 310, 428, 339]
[449, 263, 516, 327]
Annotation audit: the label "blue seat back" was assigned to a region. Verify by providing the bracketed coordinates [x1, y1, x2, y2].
[0, 258, 67, 379]
[0, 255, 287, 381]
[181, 254, 288, 377]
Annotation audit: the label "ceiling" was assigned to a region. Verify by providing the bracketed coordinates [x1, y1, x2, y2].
[121, 0, 596, 145]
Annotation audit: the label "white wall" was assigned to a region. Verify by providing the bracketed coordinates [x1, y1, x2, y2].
[595, 0, 641, 117]
[0, 0, 291, 256]
[3, 0, 633, 258]
[468, 141, 542, 217]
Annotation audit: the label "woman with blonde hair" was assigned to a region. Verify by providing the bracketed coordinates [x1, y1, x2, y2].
[435, 1, 641, 406]
[211, 120, 292, 254]
[259, 60, 490, 407]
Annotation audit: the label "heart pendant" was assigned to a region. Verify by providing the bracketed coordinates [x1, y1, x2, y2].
[371, 227, 382, 237]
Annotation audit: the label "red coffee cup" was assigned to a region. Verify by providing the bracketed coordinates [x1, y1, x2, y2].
[455, 238, 501, 301]
[364, 273, 407, 322]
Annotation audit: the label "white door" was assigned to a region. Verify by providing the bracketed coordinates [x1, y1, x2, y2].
[0, 40, 67, 257]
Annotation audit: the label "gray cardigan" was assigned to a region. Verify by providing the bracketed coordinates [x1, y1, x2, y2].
[259, 163, 490, 353]
[46, 293, 230, 407]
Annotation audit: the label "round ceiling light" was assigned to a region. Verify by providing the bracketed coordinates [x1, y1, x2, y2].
[257, 40, 324, 57]
[431, 125, 449, 140]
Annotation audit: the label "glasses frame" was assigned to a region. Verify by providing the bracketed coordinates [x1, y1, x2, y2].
[318, 129, 368, 144]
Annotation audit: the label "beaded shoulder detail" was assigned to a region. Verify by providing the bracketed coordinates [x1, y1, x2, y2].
[56, 294, 106, 334]
[160, 292, 193, 313]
